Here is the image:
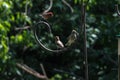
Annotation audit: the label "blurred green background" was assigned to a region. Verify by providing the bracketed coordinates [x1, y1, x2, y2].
[0, 0, 119, 80]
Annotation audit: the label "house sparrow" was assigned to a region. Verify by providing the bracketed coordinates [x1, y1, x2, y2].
[65, 30, 79, 46]
[55, 36, 64, 48]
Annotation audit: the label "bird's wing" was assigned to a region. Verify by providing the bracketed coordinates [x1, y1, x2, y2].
[67, 34, 72, 40]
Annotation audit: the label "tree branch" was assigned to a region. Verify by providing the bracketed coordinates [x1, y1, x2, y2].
[16, 63, 47, 80]
[23, 1, 30, 27]
[15, 26, 30, 31]
[40, 64, 49, 80]
[81, 0, 89, 80]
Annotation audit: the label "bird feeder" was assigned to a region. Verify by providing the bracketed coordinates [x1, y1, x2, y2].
[117, 34, 120, 80]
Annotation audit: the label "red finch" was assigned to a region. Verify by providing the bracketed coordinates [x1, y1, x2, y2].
[55, 36, 64, 48]
[40, 12, 53, 20]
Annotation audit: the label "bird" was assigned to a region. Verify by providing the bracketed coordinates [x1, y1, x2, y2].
[55, 36, 64, 49]
[65, 30, 79, 46]
[40, 12, 53, 20]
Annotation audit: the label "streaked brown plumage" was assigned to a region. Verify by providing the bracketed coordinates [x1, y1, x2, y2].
[65, 30, 79, 46]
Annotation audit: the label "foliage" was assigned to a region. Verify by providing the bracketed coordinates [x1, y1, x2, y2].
[0, 0, 118, 80]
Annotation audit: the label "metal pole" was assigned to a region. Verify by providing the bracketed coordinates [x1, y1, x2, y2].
[118, 38, 120, 80]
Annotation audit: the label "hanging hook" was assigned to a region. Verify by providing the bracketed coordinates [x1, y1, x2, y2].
[115, 4, 120, 16]
[43, 0, 53, 13]
[33, 21, 68, 53]
[62, 0, 74, 13]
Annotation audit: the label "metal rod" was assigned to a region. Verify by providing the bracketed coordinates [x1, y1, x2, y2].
[118, 55, 120, 80]
[118, 39, 120, 80]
